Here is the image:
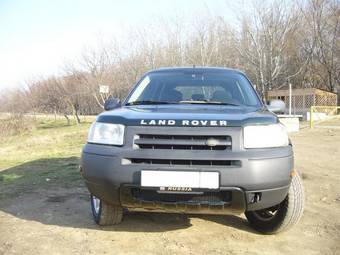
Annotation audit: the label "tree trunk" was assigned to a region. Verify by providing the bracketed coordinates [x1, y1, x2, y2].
[75, 110, 81, 124]
[328, 71, 334, 92]
[72, 105, 81, 124]
[64, 114, 70, 125]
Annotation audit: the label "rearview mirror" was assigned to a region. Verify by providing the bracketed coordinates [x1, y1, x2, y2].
[267, 100, 285, 114]
[104, 97, 121, 111]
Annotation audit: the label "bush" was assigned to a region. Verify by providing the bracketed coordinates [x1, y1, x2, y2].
[0, 114, 36, 139]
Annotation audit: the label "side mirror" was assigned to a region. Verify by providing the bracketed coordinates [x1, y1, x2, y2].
[104, 97, 121, 111]
[267, 99, 286, 114]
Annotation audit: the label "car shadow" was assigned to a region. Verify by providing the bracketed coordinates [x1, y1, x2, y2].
[0, 157, 257, 234]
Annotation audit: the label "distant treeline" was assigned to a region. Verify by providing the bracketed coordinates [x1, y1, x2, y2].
[0, 0, 338, 123]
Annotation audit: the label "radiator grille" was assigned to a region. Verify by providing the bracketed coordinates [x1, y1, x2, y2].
[134, 134, 232, 151]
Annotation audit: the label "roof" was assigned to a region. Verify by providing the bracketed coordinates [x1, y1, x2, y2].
[268, 88, 337, 96]
[314, 88, 337, 95]
[147, 66, 245, 75]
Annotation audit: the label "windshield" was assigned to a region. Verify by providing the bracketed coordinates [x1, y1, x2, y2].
[126, 71, 262, 107]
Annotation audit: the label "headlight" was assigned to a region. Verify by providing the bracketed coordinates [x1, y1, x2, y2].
[88, 122, 125, 145]
[243, 123, 288, 148]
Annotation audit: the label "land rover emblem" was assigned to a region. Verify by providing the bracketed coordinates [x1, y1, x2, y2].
[206, 138, 219, 147]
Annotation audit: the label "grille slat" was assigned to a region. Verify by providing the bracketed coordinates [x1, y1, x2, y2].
[135, 138, 231, 146]
[131, 189, 232, 204]
[134, 134, 232, 151]
[126, 158, 241, 167]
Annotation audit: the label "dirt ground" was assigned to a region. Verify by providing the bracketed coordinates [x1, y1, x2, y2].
[1, 121, 340, 255]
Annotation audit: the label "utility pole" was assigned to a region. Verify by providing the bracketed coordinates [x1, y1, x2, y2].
[289, 83, 292, 116]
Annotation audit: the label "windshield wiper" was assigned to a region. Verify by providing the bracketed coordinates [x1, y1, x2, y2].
[179, 100, 240, 106]
[125, 100, 176, 106]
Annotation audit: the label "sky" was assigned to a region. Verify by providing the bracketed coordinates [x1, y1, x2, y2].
[0, 0, 236, 91]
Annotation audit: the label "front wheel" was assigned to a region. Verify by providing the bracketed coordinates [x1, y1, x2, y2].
[245, 173, 304, 234]
[90, 194, 123, 225]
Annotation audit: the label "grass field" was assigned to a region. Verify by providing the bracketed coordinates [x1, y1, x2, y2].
[0, 118, 92, 199]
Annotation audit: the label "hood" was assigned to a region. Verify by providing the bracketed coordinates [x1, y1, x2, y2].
[96, 105, 277, 127]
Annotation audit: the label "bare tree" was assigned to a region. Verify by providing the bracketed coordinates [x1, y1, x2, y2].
[233, 1, 302, 98]
[2, 0, 339, 117]
[301, 0, 339, 91]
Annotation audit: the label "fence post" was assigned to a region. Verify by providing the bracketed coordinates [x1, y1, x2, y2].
[310, 106, 314, 128]
[289, 83, 292, 115]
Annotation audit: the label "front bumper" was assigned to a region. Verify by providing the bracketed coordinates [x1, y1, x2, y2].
[81, 143, 293, 214]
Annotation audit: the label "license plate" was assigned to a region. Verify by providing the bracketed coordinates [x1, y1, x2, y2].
[141, 171, 219, 189]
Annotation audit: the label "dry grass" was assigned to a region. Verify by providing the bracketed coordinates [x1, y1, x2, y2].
[0, 114, 36, 138]
[0, 117, 93, 199]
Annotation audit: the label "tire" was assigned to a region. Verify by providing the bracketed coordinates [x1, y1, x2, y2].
[90, 194, 123, 226]
[245, 173, 304, 234]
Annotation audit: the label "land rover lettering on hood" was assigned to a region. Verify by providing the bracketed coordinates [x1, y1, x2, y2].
[80, 67, 304, 234]
[140, 119, 228, 126]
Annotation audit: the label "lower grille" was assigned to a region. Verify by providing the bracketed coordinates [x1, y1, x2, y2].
[131, 189, 232, 204]
[125, 158, 241, 167]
